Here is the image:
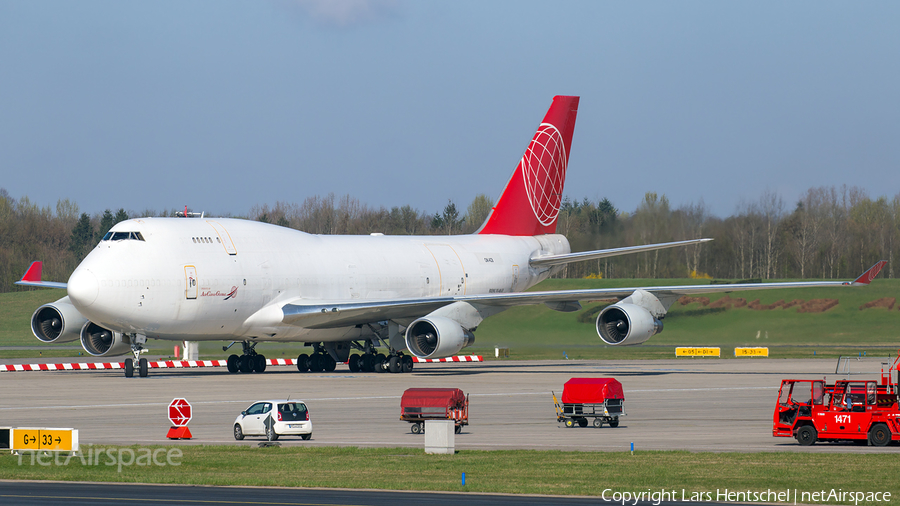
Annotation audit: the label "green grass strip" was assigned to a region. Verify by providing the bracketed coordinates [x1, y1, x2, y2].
[1, 446, 897, 504]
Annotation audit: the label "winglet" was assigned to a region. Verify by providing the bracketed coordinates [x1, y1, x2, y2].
[15, 261, 67, 289]
[849, 260, 887, 285]
[20, 261, 43, 283]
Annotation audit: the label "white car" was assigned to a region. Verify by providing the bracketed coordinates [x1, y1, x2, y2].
[233, 400, 312, 441]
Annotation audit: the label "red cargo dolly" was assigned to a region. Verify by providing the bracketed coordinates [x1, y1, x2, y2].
[554, 378, 625, 428]
[400, 388, 468, 434]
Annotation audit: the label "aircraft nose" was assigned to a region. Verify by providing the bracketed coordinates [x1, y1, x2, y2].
[68, 268, 99, 308]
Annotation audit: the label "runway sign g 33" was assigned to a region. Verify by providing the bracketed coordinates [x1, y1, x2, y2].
[7, 428, 78, 452]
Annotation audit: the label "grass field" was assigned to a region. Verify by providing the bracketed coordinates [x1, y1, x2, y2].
[1, 446, 898, 503]
[3, 279, 899, 360]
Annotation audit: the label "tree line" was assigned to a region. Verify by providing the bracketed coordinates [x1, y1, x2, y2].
[1, 185, 897, 293]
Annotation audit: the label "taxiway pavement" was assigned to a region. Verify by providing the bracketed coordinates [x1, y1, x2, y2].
[0, 358, 894, 453]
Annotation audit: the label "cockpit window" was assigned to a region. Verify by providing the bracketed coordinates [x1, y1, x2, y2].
[102, 231, 145, 242]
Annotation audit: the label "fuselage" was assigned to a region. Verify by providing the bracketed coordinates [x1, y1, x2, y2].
[66, 218, 570, 342]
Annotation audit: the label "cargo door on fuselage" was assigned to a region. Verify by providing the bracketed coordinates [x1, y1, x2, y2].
[426, 244, 466, 296]
[185, 265, 198, 299]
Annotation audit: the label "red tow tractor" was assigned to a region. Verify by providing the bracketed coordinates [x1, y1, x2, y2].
[773, 355, 900, 446]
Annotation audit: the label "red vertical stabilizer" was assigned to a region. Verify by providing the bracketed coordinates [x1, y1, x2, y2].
[478, 95, 580, 236]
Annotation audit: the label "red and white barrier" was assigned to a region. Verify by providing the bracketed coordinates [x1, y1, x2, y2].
[413, 355, 483, 363]
[1, 355, 482, 372]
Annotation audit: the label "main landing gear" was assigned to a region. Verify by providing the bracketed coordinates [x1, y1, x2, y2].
[295, 344, 337, 373]
[124, 334, 148, 378]
[225, 341, 267, 374]
[347, 351, 414, 374]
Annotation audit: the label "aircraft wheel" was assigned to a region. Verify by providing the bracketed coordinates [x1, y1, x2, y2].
[388, 356, 401, 374]
[348, 354, 361, 372]
[323, 354, 336, 372]
[361, 354, 374, 372]
[124, 358, 134, 378]
[796, 425, 817, 446]
[308, 353, 322, 372]
[226, 354, 239, 373]
[401, 355, 414, 373]
[138, 358, 149, 378]
[254, 355, 267, 373]
[239, 355, 253, 373]
[869, 423, 891, 447]
[296, 353, 309, 372]
[374, 353, 387, 373]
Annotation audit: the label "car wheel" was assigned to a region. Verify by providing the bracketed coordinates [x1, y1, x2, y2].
[564, 419, 574, 428]
[411, 423, 422, 434]
[296, 353, 309, 372]
[455, 425, 462, 434]
[234, 424, 244, 441]
[869, 423, 891, 447]
[124, 358, 134, 378]
[266, 425, 279, 441]
[796, 425, 817, 446]
[609, 417, 620, 428]
[301, 433, 312, 441]
[593, 418, 603, 428]
[226, 354, 239, 373]
[577, 418, 588, 428]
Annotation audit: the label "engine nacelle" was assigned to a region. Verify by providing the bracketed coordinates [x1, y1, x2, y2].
[596, 303, 663, 346]
[405, 316, 475, 359]
[80, 322, 132, 357]
[30, 297, 88, 344]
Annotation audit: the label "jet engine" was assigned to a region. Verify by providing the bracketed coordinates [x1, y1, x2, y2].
[80, 322, 132, 356]
[30, 297, 88, 344]
[596, 303, 664, 346]
[405, 316, 475, 359]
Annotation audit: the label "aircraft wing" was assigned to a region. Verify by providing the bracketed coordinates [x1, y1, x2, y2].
[15, 261, 67, 289]
[281, 261, 887, 329]
[529, 238, 713, 268]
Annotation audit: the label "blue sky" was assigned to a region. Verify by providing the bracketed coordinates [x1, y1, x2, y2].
[1, 1, 898, 219]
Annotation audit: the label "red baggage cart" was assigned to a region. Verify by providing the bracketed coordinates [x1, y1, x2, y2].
[400, 388, 469, 434]
[554, 378, 625, 428]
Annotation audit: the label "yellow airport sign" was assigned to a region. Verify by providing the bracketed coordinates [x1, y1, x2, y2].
[8, 428, 78, 452]
[675, 347, 721, 357]
[735, 347, 769, 357]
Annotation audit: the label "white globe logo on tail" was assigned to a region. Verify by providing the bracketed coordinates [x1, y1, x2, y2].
[521, 123, 567, 226]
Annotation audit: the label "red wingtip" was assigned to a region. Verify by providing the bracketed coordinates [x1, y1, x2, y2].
[853, 260, 887, 285]
[20, 261, 43, 283]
